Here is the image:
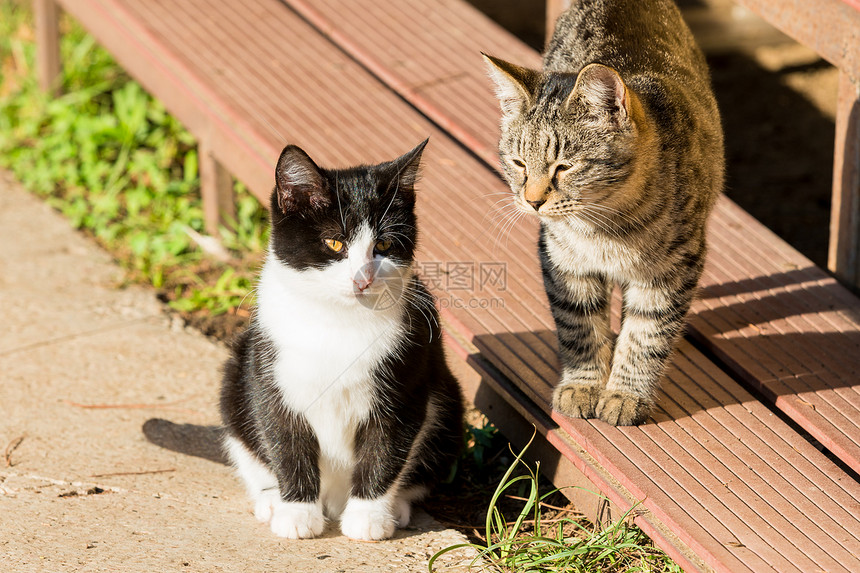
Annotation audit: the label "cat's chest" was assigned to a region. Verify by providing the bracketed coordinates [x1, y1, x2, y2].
[544, 221, 647, 280]
[256, 276, 403, 462]
[260, 301, 397, 401]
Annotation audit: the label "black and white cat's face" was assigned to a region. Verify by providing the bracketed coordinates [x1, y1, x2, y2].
[267, 141, 426, 307]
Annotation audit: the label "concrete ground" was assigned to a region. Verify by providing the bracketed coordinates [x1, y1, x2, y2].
[0, 172, 473, 572]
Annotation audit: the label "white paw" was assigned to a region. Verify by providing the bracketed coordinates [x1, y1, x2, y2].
[340, 498, 396, 541]
[394, 497, 411, 528]
[254, 489, 280, 523]
[269, 501, 325, 539]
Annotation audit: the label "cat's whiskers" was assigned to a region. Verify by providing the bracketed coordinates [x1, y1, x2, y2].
[483, 195, 519, 227]
[486, 209, 518, 243]
[587, 202, 648, 229]
[334, 173, 346, 231]
[487, 194, 517, 211]
[582, 204, 648, 237]
[482, 190, 514, 199]
[408, 282, 438, 315]
[381, 230, 415, 249]
[237, 285, 259, 315]
[482, 191, 517, 210]
[493, 205, 528, 253]
[381, 222, 414, 230]
[578, 208, 624, 238]
[487, 197, 522, 229]
[403, 282, 439, 338]
[485, 193, 517, 213]
[379, 175, 402, 226]
[485, 207, 514, 244]
[546, 196, 631, 238]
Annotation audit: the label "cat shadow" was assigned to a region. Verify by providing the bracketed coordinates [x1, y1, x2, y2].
[694, 268, 860, 339]
[142, 418, 227, 464]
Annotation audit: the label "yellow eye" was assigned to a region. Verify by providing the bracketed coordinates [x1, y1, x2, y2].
[324, 239, 344, 253]
[375, 239, 393, 252]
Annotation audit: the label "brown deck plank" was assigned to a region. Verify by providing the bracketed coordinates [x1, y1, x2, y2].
[659, 380, 857, 569]
[285, 0, 860, 476]
[697, 203, 860, 470]
[282, 0, 541, 166]
[59, 0, 860, 571]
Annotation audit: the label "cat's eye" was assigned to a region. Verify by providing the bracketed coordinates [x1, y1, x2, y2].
[510, 158, 526, 170]
[324, 239, 344, 253]
[553, 164, 571, 179]
[375, 239, 393, 252]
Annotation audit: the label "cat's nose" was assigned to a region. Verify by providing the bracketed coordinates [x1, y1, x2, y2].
[527, 199, 545, 211]
[353, 276, 374, 292]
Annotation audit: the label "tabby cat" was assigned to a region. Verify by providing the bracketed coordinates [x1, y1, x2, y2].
[484, 0, 724, 425]
[220, 141, 464, 540]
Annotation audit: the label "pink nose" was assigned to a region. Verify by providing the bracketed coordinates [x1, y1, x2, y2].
[353, 276, 374, 292]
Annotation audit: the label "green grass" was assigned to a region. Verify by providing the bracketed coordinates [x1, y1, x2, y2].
[434, 434, 681, 573]
[0, 1, 266, 315]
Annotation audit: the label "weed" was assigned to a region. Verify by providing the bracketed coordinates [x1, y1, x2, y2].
[431, 435, 680, 573]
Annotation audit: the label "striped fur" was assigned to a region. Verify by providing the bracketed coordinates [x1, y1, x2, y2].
[485, 0, 724, 425]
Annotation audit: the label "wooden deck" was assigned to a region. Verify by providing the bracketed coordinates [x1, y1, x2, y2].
[38, 0, 860, 571]
[284, 0, 860, 475]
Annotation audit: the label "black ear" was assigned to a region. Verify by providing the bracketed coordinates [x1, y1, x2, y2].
[482, 53, 539, 118]
[569, 63, 630, 128]
[274, 145, 330, 212]
[388, 138, 428, 193]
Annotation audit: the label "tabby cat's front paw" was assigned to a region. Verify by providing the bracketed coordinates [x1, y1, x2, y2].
[340, 498, 397, 540]
[595, 391, 652, 426]
[269, 501, 325, 539]
[552, 383, 602, 418]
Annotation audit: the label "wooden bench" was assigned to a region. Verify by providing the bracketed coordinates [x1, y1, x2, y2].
[36, 0, 860, 571]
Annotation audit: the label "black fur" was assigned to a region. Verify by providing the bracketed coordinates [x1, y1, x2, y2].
[219, 141, 464, 533]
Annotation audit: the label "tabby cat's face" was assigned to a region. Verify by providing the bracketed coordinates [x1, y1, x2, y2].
[485, 57, 639, 219]
[268, 142, 426, 306]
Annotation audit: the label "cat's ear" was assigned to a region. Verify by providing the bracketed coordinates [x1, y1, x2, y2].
[483, 53, 538, 118]
[274, 145, 330, 212]
[570, 63, 630, 128]
[389, 138, 428, 192]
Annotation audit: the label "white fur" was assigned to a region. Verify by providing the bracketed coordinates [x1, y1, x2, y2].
[269, 501, 326, 539]
[224, 436, 326, 538]
[545, 218, 651, 283]
[233, 222, 420, 538]
[340, 494, 398, 541]
[223, 436, 279, 521]
[338, 398, 441, 539]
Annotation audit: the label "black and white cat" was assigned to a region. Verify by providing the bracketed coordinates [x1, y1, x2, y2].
[219, 140, 464, 540]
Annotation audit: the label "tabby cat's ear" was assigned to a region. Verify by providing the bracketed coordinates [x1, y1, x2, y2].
[389, 138, 428, 193]
[483, 53, 538, 118]
[570, 63, 630, 128]
[275, 145, 330, 212]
